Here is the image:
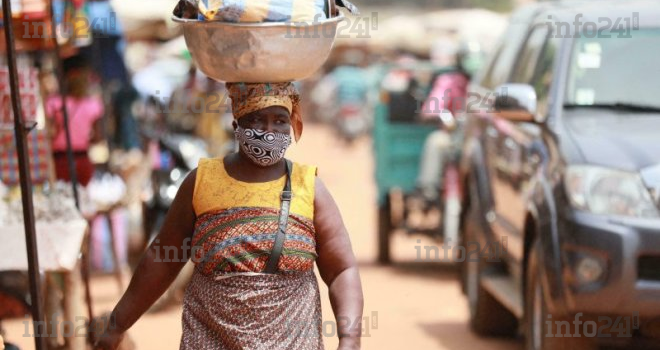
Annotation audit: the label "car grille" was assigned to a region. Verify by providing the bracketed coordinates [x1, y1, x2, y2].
[638, 256, 660, 282]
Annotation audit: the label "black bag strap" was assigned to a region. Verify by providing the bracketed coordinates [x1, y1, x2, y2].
[265, 159, 293, 274]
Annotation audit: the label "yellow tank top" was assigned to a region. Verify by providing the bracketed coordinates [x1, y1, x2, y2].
[192, 158, 317, 220]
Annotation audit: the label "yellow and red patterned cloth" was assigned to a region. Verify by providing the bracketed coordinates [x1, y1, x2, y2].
[191, 157, 318, 274]
[183, 159, 323, 349]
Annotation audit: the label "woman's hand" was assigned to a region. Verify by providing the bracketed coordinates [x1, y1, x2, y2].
[89, 314, 124, 350]
[88, 170, 196, 350]
[92, 328, 124, 350]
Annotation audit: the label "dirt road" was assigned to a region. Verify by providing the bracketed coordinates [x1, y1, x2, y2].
[3, 124, 522, 350]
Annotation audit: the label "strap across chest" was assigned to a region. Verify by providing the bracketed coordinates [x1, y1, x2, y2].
[264, 159, 292, 274]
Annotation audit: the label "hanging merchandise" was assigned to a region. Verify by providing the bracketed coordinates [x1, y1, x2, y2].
[51, 0, 68, 44]
[0, 130, 51, 185]
[0, 1, 99, 348]
[52, 0, 91, 49]
[0, 0, 94, 52]
[0, 0, 53, 52]
[0, 65, 50, 185]
[20, 0, 46, 13]
[0, 65, 39, 129]
[71, 0, 91, 47]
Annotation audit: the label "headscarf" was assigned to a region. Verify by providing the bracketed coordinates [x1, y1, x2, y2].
[226, 82, 303, 142]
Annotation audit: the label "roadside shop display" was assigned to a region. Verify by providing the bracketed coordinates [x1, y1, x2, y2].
[0, 59, 89, 272]
[87, 170, 127, 212]
[0, 181, 87, 271]
[0, 1, 104, 348]
[0, 130, 50, 184]
[1, 182, 82, 225]
[0, 0, 93, 52]
[0, 66, 39, 130]
[0, 0, 51, 52]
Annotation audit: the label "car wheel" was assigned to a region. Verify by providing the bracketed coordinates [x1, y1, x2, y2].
[464, 204, 517, 336]
[377, 195, 392, 264]
[525, 239, 596, 350]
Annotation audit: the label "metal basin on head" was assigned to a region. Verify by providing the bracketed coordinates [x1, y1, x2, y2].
[172, 15, 344, 83]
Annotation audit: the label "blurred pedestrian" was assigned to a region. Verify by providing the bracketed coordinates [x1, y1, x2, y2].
[323, 50, 372, 143]
[46, 54, 104, 186]
[416, 41, 482, 202]
[93, 82, 363, 350]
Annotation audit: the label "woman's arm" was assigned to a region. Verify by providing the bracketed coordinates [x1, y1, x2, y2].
[93, 170, 198, 349]
[314, 178, 364, 350]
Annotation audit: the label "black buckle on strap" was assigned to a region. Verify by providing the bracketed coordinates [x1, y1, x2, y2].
[281, 191, 293, 201]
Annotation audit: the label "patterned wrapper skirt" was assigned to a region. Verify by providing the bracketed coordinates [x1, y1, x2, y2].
[180, 269, 324, 350]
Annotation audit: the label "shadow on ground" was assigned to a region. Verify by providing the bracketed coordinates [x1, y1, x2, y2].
[419, 321, 523, 350]
[358, 260, 459, 282]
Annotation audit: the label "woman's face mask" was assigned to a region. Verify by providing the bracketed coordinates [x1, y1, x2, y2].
[234, 126, 292, 167]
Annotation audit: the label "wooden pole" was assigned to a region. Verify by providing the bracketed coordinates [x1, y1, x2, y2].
[1, 0, 46, 348]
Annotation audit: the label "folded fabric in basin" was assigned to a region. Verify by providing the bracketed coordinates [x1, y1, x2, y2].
[198, 0, 327, 23]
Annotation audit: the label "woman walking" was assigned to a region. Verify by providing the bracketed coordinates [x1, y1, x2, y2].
[94, 82, 364, 350]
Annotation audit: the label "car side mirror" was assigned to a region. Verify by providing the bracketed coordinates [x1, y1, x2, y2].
[493, 84, 541, 122]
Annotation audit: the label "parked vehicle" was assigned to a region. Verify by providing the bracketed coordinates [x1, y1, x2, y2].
[459, 2, 660, 349]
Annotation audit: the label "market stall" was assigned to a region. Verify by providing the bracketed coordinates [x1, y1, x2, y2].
[0, 0, 100, 348]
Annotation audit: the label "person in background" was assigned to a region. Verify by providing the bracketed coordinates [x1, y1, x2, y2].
[80, 0, 141, 151]
[46, 54, 104, 186]
[312, 49, 370, 140]
[329, 50, 369, 109]
[416, 41, 483, 203]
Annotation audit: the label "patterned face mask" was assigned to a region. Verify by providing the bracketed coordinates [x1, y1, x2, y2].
[235, 127, 292, 167]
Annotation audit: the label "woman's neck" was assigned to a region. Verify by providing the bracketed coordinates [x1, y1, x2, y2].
[223, 152, 285, 183]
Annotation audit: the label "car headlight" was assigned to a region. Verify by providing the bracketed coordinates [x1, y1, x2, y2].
[565, 165, 659, 218]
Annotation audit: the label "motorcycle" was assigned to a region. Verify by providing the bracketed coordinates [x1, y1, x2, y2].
[334, 104, 369, 145]
[136, 87, 216, 312]
[141, 130, 209, 244]
[389, 109, 464, 260]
